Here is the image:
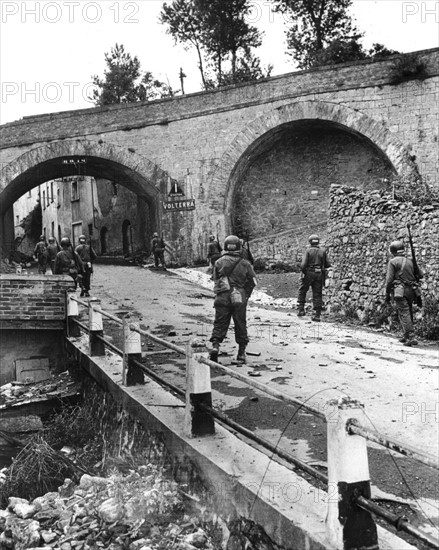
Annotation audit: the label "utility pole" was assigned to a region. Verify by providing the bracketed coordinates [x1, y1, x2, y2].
[179, 67, 186, 95]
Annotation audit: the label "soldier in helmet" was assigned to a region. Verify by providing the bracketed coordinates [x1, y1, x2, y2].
[54, 237, 84, 290]
[297, 234, 331, 322]
[46, 236, 60, 274]
[151, 232, 167, 270]
[207, 234, 222, 274]
[76, 235, 97, 297]
[385, 240, 424, 346]
[34, 235, 47, 274]
[209, 235, 257, 364]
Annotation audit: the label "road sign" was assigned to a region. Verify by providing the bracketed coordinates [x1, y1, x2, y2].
[163, 199, 195, 212]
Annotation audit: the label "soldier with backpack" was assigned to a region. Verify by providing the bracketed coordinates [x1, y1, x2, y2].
[151, 232, 167, 270]
[33, 235, 47, 274]
[46, 237, 60, 274]
[76, 235, 97, 297]
[54, 237, 84, 290]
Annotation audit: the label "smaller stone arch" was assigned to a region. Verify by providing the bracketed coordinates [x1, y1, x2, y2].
[209, 100, 420, 221]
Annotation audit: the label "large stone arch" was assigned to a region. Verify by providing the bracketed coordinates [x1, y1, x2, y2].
[0, 139, 170, 253]
[209, 100, 419, 227]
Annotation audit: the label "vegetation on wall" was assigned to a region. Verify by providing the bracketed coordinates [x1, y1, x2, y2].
[19, 201, 42, 242]
[389, 54, 429, 84]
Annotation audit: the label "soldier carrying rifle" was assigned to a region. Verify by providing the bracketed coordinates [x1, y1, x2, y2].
[385, 226, 424, 347]
[151, 232, 167, 270]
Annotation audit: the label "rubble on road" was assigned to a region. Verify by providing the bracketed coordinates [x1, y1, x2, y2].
[0, 466, 221, 550]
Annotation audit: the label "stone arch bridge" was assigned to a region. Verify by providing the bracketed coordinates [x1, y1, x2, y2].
[1, 48, 437, 264]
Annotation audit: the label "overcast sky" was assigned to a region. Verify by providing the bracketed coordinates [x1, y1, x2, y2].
[0, 0, 438, 125]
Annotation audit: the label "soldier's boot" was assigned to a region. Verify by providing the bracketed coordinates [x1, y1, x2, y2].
[311, 309, 321, 322]
[237, 344, 247, 363]
[209, 342, 220, 363]
[297, 307, 306, 317]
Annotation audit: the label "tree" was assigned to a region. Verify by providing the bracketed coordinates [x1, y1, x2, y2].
[160, 0, 209, 89]
[160, 0, 270, 88]
[91, 43, 175, 106]
[271, 0, 361, 69]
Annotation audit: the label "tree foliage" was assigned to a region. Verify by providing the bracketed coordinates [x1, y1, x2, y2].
[91, 43, 175, 106]
[272, 0, 360, 68]
[20, 201, 42, 242]
[312, 39, 399, 67]
[272, 0, 398, 68]
[160, 0, 271, 88]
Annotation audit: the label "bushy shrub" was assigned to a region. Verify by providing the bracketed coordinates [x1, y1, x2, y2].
[415, 296, 439, 340]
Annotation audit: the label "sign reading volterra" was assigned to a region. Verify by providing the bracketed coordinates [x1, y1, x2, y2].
[163, 199, 196, 212]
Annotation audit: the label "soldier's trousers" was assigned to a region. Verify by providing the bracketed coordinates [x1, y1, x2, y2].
[297, 271, 323, 311]
[394, 286, 415, 337]
[37, 255, 47, 274]
[210, 291, 249, 345]
[80, 265, 93, 292]
[154, 250, 166, 267]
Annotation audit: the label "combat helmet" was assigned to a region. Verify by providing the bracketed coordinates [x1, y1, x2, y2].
[224, 235, 241, 251]
[309, 234, 320, 245]
[389, 240, 405, 254]
[60, 237, 71, 248]
[78, 234, 86, 242]
[48, 237, 55, 243]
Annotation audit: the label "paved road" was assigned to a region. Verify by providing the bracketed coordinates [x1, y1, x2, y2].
[88, 264, 439, 541]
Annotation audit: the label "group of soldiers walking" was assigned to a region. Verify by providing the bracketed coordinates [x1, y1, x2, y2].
[33, 235, 96, 297]
[207, 230, 423, 363]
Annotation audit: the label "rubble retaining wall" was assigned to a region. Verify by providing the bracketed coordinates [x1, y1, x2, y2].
[326, 185, 439, 315]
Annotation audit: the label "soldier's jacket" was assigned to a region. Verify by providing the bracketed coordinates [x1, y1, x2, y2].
[207, 241, 221, 259]
[46, 244, 59, 262]
[301, 246, 331, 272]
[214, 252, 256, 297]
[75, 244, 97, 264]
[54, 249, 83, 275]
[386, 255, 424, 294]
[34, 241, 47, 258]
[151, 237, 165, 252]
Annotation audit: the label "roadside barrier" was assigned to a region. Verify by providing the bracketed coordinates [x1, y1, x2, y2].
[66, 292, 439, 549]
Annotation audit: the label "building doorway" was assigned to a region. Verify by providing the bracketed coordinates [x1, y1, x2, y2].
[100, 227, 108, 255]
[122, 220, 132, 256]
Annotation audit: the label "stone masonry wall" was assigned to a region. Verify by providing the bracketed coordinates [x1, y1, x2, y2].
[1, 49, 438, 264]
[326, 185, 439, 315]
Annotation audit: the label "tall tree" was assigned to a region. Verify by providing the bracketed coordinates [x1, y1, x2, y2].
[160, 0, 209, 89]
[160, 0, 270, 88]
[91, 43, 175, 106]
[271, 0, 361, 69]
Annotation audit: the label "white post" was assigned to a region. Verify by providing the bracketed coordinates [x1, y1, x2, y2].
[66, 290, 80, 337]
[88, 298, 105, 356]
[124, 316, 144, 386]
[325, 397, 378, 550]
[185, 339, 214, 437]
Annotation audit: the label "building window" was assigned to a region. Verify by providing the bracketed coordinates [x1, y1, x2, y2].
[42, 191, 46, 209]
[88, 223, 93, 237]
[57, 188, 60, 208]
[16, 215, 19, 225]
[28, 190, 32, 197]
[51, 221, 55, 237]
[50, 181, 54, 202]
[46, 185, 50, 206]
[71, 180, 79, 201]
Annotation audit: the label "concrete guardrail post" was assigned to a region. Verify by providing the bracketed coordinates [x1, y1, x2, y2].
[88, 298, 105, 357]
[66, 291, 80, 337]
[123, 316, 144, 386]
[325, 397, 378, 550]
[185, 339, 215, 437]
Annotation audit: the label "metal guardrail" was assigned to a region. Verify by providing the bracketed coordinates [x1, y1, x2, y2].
[67, 293, 439, 549]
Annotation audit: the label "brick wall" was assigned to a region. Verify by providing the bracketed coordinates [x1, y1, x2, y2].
[326, 185, 439, 315]
[0, 274, 72, 325]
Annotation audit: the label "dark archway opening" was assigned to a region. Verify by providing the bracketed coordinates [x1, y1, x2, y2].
[230, 120, 395, 245]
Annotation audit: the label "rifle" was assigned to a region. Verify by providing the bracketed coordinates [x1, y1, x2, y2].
[216, 233, 222, 252]
[406, 223, 423, 307]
